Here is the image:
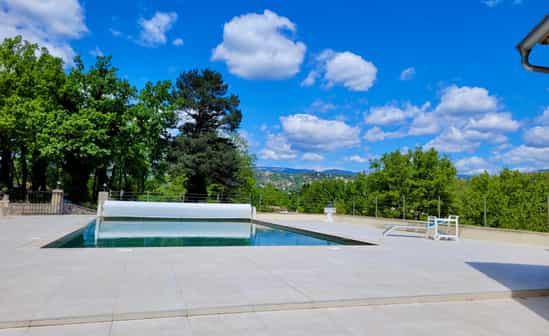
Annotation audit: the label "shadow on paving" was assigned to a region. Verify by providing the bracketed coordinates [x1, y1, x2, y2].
[467, 262, 549, 321]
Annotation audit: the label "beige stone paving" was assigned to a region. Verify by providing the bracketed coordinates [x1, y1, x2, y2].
[0, 298, 547, 335]
[0, 214, 548, 332]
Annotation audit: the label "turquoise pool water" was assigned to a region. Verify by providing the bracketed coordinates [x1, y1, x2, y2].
[45, 219, 367, 248]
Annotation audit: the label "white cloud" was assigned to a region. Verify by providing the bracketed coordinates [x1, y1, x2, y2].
[0, 0, 88, 63]
[259, 149, 291, 160]
[346, 155, 369, 163]
[482, 0, 522, 7]
[407, 85, 520, 154]
[523, 126, 549, 147]
[364, 127, 405, 142]
[305, 49, 377, 91]
[365, 103, 425, 126]
[426, 127, 507, 153]
[467, 112, 519, 132]
[399, 67, 416, 80]
[535, 106, 549, 125]
[109, 28, 122, 37]
[434, 85, 498, 115]
[89, 46, 103, 57]
[409, 112, 440, 135]
[300, 70, 318, 87]
[302, 153, 324, 161]
[324, 51, 377, 91]
[212, 10, 306, 80]
[259, 134, 297, 160]
[138, 11, 178, 47]
[409, 85, 501, 136]
[172, 38, 184, 46]
[238, 130, 256, 148]
[366, 105, 409, 125]
[454, 156, 493, 175]
[280, 114, 360, 151]
[174, 109, 196, 128]
[308, 99, 337, 113]
[482, 0, 503, 7]
[498, 145, 549, 170]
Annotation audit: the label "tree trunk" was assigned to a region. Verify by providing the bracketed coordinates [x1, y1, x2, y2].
[64, 154, 91, 204]
[186, 173, 207, 202]
[93, 166, 108, 199]
[139, 172, 146, 193]
[31, 151, 48, 191]
[20, 145, 28, 191]
[0, 145, 12, 190]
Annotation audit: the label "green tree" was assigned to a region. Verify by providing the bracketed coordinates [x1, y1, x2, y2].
[457, 170, 549, 231]
[0, 36, 65, 191]
[169, 69, 245, 200]
[46, 55, 135, 202]
[366, 148, 456, 219]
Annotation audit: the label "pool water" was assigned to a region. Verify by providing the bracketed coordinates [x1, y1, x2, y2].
[45, 219, 367, 248]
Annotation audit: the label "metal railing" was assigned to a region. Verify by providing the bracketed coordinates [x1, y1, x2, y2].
[6, 190, 64, 215]
[102, 191, 549, 232]
[254, 194, 549, 232]
[107, 191, 252, 204]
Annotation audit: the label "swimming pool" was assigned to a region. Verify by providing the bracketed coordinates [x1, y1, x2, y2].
[44, 219, 368, 248]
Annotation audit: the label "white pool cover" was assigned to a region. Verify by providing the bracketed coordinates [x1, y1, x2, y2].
[101, 200, 253, 219]
[96, 201, 254, 240]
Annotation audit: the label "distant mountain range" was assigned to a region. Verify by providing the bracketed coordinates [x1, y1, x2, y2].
[457, 169, 548, 179]
[255, 166, 548, 191]
[256, 166, 357, 176]
[254, 166, 357, 191]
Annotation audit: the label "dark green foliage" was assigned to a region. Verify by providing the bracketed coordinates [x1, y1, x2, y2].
[457, 170, 549, 231]
[0, 36, 66, 192]
[170, 133, 241, 198]
[173, 69, 241, 135]
[169, 69, 245, 200]
[0, 36, 254, 204]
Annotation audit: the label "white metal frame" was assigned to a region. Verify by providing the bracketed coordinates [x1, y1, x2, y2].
[383, 215, 459, 241]
[426, 215, 459, 241]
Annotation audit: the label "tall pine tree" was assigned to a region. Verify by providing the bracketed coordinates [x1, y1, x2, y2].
[170, 69, 243, 200]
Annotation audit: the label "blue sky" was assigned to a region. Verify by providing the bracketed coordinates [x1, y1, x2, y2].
[1, 0, 548, 174]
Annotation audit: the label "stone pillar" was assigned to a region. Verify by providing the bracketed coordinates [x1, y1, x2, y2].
[0, 193, 9, 217]
[97, 191, 109, 217]
[51, 189, 64, 215]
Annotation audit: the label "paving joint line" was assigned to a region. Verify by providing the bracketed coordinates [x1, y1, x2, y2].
[1, 288, 548, 330]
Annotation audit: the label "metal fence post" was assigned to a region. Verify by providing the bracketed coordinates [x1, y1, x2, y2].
[402, 195, 406, 220]
[438, 195, 441, 217]
[375, 196, 378, 218]
[352, 197, 355, 216]
[483, 195, 487, 227]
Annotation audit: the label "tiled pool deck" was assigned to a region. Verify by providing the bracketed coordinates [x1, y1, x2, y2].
[0, 214, 548, 335]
